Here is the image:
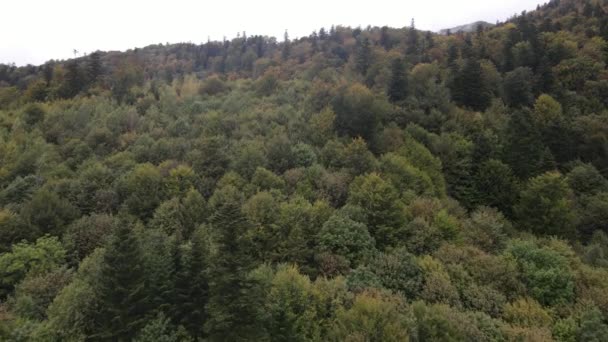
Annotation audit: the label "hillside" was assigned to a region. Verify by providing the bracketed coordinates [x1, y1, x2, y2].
[1, 0, 608, 340]
[439, 21, 494, 35]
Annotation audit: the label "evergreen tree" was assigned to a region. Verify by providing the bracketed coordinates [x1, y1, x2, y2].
[355, 37, 372, 75]
[380, 26, 390, 50]
[172, 234, 208, 337]
[451, 59, 490, 111]
[205, 193, 262, 341]
[406, 18, 418, 55]
[503, 109, 546, 179]
[94, 223, 149, 341]
[388, 57, 408, 103]
[61, 60, 85, 98]
[281, 30, 290, 61]
[87, 51, 102, 85]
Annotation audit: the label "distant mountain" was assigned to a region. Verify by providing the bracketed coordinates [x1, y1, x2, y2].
[439, 21, 494, 35]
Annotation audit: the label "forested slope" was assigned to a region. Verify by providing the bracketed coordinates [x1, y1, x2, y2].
[1, 0, 608, 340]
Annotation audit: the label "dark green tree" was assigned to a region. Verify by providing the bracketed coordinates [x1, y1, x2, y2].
[503, 109, 547, 179]
[406, 18, 419, 55]
[205, 189, 262, 341]
[355, 37, 372, 75]
[503, 67, 534, 108]
[87, 51, 103, 84]
[451, 59, 491, 111]
[514, 172, 576, 238]
[94, 223, 149, 341]
[388, 57, 408, 103]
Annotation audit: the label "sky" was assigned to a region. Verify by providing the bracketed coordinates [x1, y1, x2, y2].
[1, 0, 544, 66]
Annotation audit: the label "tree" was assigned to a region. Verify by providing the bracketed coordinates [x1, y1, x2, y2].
[380, 26, 391, 50]
[514, 172, 576, 238]
[265, 265, 320, 341]
[506, 240, 575, 306]
[330, 292, 409, 341]
[503, 109, 547, 179]
[348, 173, 406, 249]
[87, 51, 103, 85]
[282, 30, 291, 61]
[355, 37, 372, 75]
[451, 59, 491, 111]
[172, 234, 208, 337]
[60, 60, 85, 98]
[0, 236, 65, 299]
[205, 187, 262, 341]
[388, 57, 408, 103]
[317, 214, 376, 269]
[407, 18, 419, 55]
[94, 223, 149, 340]
[20, 188, 78, 238]
[332, 83, 382, 143]
[577, 308, 608, 341]
[503, 67, 534, 108]
[473, 159, 519, 216]
[122, 163, 165, 221]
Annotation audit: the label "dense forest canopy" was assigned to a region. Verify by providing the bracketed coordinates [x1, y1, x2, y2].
[1, 0, 608, 340]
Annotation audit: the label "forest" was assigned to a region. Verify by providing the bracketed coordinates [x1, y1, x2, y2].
[1, 0, 608, 340]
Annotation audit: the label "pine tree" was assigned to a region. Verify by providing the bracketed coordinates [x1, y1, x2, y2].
[172, 234, 208, 338]
[451, 59, 490, 111]
[388, 57, 408, 103]
[61, 60, 85, 98]
[380, 26, 390, 50]
[281, 30, 291, 61]
[355, 37, 372, 75]
[204, 196, 261, 341]
[503, 109, 546, 179]
[406, 18, 418, 55]
[87, 51, 102, 85]
[94, 223, 149, 341]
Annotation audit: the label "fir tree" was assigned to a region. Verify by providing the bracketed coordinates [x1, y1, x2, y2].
[87, 51, 102, 85]
[451, 59, 490, 111]
[406, 18, 418, 55]
[205, 195, 262, 341]
[388, 57, 408, 103]
[355, 37, 372, 75]
[94, 223, 149, 341]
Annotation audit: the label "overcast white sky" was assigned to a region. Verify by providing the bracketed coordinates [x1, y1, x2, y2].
[1, 0, 544, 66]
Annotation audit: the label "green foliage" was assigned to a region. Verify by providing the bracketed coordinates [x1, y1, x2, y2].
[348, 173, 406, 249]
[330, 291, 409, 341]
[205, 186, 261, 341]
[514, 172, 576, 238]
[317, 214, 376, 269]
[506, 240, 575, 306]
[95, 223, 149, 340]
[1, 4, 608, 340]
[264, 265, 320, 341]
[0, 236, 65, 298]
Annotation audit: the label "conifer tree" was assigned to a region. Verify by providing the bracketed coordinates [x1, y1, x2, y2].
[172, 234, 208, 337]
[94, 223, 149, 341]
[205, 192, 262, 341]
[87, 51, 102, 85]
[406, 18, 418, 55]
[355, 37, 372, 75]
[388, 57, 408, 103]
[451, 59, 490, 111]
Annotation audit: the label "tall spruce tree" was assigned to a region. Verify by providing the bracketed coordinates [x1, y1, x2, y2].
[205, 192, 262, 341]
[172, 232, 208, 337]
[94, 223, 149, 341]
[355, 37, 372, 75]
[451, 59, 490, 111]
[388, 57, 408, 103]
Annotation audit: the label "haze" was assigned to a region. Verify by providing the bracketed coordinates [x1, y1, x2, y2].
[1, 0, 543, 66]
